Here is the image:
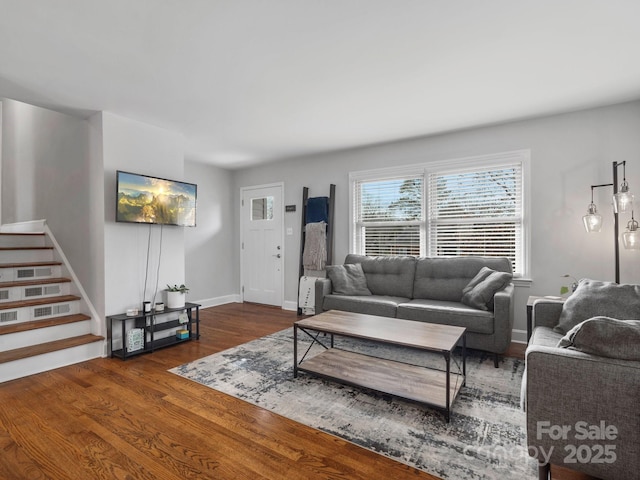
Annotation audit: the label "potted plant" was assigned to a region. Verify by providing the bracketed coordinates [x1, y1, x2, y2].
[165, 284, 189, 309]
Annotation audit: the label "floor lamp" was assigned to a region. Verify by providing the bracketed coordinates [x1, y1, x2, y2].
[582, 161, 637, 283]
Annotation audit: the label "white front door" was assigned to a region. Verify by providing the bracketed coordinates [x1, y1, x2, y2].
[241, 184, 283, 306]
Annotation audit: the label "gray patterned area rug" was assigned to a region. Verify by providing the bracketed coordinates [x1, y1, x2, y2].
[170, 328, 537, 479]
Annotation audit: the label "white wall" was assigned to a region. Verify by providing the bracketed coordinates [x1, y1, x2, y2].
[184, 159, 238, 307]
[100, 112, 187, 317]
[233, 100, 640, 340]
[0, 98, 103, 316]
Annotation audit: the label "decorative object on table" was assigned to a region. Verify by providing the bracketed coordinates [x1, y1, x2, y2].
[154, 302, 164, 311]
[165, 284, 189, 309]
[582, 161, 635, 283]
[560, 274, 578, 295]
[143, 301, 151, 313]
[178, 312, 189, 324]
[126, 308, 139, 316]
[126, 328, 144, 352]
[170, 328, 535, 480]
[176, 329, 189, 340]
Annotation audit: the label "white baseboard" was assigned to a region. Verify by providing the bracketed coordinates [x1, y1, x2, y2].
[511, 328, 527, 344]
[193, 294, 241, 309]
[193, 297, 299, 312]
[282, 301, 298, 311]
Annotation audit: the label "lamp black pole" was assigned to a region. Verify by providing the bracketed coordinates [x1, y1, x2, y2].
[589, 161, 625, 284]
[612, 161, 620, 284]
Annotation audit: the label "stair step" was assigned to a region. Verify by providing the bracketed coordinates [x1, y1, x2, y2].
[0, 277, 72, 288]
[0, 334, 104, 364]
[0, 261, 62, 269]
[0, 233, 45, 236]
[0, 314, 91, 335]
[0, 295, 80, 311]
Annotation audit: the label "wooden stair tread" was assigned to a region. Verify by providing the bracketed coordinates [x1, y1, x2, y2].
[0, 246, 53, 251]
[0, 277, 72, 288]
[0, 314, 91, 335]
[0, 261, 62, 269]
[0, 232, 45, 236]
[0, 334, 104, 364]
[0, 295, 81, 311]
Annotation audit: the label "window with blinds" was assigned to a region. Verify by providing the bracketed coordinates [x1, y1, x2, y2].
[427, 163, 523, 274]
[351, 152, 528, 276]
[354, 176, 424, 256]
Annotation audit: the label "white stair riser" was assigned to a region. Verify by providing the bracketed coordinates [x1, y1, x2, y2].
[0, 301, 80, 325]
[0, 341, 104, 383]
[0, 235, 46, 248]
[0, 320, 92, 351]
[0, 283, 70, 304]
[0, 250, 54, 263]
[0, 265, 62, 282]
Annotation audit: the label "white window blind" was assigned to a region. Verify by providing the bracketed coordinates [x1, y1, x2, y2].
[354, 176, 424, 256]
[427, 163, 523, 273]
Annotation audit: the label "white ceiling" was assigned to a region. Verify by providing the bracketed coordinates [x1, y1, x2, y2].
[1, 1, 640, 169]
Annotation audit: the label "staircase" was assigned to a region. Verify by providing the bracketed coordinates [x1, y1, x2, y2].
[0, 222, 104, 382]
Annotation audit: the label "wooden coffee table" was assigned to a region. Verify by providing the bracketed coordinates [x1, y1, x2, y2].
[294, 310, 466, 422]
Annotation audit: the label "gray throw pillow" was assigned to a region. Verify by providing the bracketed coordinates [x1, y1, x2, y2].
[555, 279, 640, 334]
[326, 264, 372, 296]
[462, 267, 495, 295]
[461, 270, 512, 311]
[558, 316, 640, 361]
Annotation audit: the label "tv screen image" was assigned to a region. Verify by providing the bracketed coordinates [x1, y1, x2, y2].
[116, 171, 197, 227]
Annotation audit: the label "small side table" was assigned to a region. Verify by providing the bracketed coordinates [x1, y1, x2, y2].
[526, 295, 565, 342]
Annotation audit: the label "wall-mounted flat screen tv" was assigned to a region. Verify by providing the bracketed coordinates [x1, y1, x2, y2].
[116, 171, 197, 227]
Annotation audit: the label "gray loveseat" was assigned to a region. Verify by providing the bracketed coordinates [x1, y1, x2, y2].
[524, 282, 640, 480]
[315, 254, 515, 367]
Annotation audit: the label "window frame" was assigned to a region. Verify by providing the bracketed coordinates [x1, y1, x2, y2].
[349, 150, 531, 278]
[350, 165, 427, 257]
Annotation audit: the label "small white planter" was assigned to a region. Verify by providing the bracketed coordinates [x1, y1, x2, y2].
[166, 291, 186, 309]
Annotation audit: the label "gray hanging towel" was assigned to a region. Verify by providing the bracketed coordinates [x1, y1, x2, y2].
[303, 222, 327, 270]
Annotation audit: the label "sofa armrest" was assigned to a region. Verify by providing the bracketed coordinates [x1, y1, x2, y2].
[315, 278, 332, 314]
[532, 299, 564, 329]
[525, 345, 640, 478]
[492, 283, 515, 351]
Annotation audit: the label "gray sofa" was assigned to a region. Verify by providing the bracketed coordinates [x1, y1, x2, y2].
[315, 254, 515, 367]
[524, 292, 640, 480]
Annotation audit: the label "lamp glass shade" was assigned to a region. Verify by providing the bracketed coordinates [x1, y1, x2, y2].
[622, 230, 640, 249]
[583, 203, 602, 232]
[622, 217, 640, 250]
[583, 213, 602, 232]
[613, 188, 634, 214]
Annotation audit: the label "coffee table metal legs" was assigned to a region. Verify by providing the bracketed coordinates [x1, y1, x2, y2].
[445, 333, 466, 422]
[445, 352, 451, 422]
[293, 324, 298, 378]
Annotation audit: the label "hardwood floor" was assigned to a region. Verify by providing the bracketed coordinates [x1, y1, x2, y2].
[0, 303, 596, 480]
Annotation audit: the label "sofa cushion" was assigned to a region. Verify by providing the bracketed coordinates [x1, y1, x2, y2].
[323, 294, 408, 318]
[461, 269, 512, 311]
[397, 299, 494, 334]
[413, 256, 512, 302]
[555, 279, 640, 334]
[529, 326, 564, 348]
[325, 264, 371, 296]
[558, 316, 640, 360]
[344, 254, 416, 298]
